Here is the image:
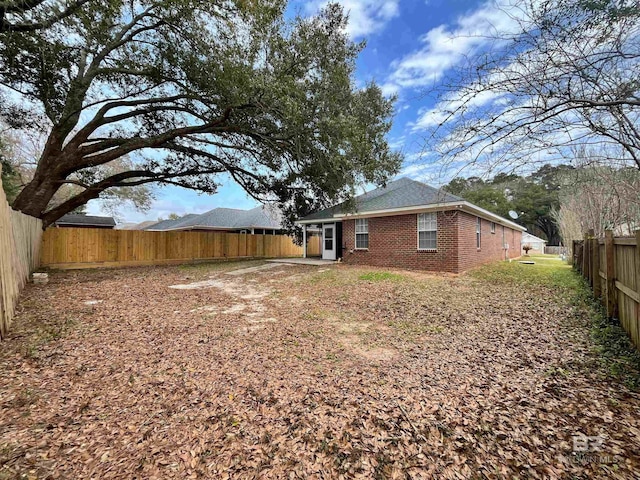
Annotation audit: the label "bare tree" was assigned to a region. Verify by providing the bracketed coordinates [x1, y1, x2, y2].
[425, 0, 640, 175]
[553, 159, 640, 247]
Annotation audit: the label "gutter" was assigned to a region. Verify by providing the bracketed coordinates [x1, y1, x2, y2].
[297, 201, 526, 231]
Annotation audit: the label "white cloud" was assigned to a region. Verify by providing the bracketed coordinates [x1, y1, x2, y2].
[412, 89, 506, 131]
[304, 0, 400, 39]
[382, 0, 534, 95]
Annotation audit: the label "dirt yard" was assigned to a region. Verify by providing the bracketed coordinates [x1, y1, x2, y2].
[1, 258, 639, 479]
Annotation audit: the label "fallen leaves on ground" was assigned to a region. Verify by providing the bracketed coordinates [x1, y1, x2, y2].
[0, 261, 638, 479]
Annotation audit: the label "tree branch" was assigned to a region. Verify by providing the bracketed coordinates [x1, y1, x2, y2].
[0, 0, 91, 33]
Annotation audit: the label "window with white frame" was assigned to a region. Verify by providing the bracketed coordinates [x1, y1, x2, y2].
[355, 218, 369, 249]
[476, 217, 481, 249]
[491, 222, 496, 234]
[418, 213, 437, 250]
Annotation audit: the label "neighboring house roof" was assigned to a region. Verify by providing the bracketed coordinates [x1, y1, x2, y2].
[146, 206, 283, 231]
[297, 177, 526, 231]
[521, 232, 548, 244]
[54, 214, 116, 228]
[144, 214, 200, 231]
[119, 220, 159, 230]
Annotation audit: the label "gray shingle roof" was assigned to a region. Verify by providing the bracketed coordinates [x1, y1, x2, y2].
[144, 214, 200, 231]
[300, 177, 463, 221]
[146, 206, 282, 231]
[54, 214, 116, 227]
[119, 220, 160, 230]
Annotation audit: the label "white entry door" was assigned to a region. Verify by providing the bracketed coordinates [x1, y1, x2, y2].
[322, 223, 336, 260]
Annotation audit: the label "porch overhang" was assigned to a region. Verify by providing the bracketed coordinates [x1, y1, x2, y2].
[295, 218, 343, 225]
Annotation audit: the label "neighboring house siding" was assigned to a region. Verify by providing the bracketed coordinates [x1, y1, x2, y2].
[525, 242, 544, 252]
[341, 210, 522, 273]
[341, 211, 460, 273]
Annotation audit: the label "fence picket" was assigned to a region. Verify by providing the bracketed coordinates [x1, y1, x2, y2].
[0, 166, 43, 338]
[577, 230, 639, 351]
[41, 228, 305, 269]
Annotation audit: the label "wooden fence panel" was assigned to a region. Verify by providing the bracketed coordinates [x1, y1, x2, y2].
[0, 167, 43, 338]
[40, 228, 303, 269]
[306, 234, 322, 256]
[576, 230, 640, 351]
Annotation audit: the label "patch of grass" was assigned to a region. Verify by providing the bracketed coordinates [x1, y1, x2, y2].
[473, 255, 640, 390]
[358, 271, 405, 282]
[572, 277, 640, 390]
[306, 269, 340, 285]
[469, 255, 580, 293]
[17, 313, 78, 360]
[388, 320, 444, 337]
[11, 388, 40, 408]
[178, 259, 265, 273]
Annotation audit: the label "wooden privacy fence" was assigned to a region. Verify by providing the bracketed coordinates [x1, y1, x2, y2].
[573, 230, 640, 350]
[41, 228, 305, 269]
[545, 246, 568, 256]
[306, 233, 321, 257]
[0, 167, 43, 338]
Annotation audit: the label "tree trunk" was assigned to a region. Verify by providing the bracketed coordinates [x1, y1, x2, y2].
[12, 173, 60, 219]
[40, 188, 102, 228]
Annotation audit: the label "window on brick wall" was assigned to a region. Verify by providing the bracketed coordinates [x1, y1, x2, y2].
[490, 222, 496, 234]
[417, 212, 437, 250]
[476, 217, 481, 249]
[355, 218, 369, 249]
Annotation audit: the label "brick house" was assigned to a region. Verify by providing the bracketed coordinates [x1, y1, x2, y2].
[297, 178, 524, 273]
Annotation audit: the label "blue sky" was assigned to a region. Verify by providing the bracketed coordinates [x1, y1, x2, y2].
[89, 0, 511, 224]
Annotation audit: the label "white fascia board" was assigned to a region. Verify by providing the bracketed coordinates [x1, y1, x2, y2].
[334, 202, 461, 219]
[333, 201, 526, 231]
[523, 233, 547, 243]
[460, 203, 527, 231]
[295, 218, 343, 225]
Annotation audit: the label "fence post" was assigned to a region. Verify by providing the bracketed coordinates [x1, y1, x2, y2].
[582, 232, 588, 279]
[604, 230, 617, 319]
[592, 235, 601, 299]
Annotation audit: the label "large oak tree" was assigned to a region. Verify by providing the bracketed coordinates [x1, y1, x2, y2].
[0, 0, 401, 227]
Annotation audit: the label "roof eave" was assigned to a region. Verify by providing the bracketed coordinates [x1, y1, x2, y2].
[301, 201, 526, 231]
[55, 222, 114, 227]
[459, 202, 527, 231]
[296, 217, 343, 225]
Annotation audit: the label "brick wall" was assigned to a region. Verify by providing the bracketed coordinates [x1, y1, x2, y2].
[456, 211, 522, 272]
[340, 210, 522, 273]
[342, 211, 459, 272]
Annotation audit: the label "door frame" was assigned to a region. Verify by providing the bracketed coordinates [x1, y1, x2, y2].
[322, 223, 336, 260]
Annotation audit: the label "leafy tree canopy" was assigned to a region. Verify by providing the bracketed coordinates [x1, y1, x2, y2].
[443, 164, 574, 243]
[0, 0, 401, 227]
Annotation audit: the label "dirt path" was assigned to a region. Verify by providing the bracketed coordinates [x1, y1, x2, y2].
[0, 260, 639, 479]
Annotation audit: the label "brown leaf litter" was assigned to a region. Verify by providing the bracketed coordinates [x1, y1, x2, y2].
[0, 260, 638, 479]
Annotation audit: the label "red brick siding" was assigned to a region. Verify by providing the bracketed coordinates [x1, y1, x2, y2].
[340, 210, 522, 273]
[341, 212, 459, 273]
